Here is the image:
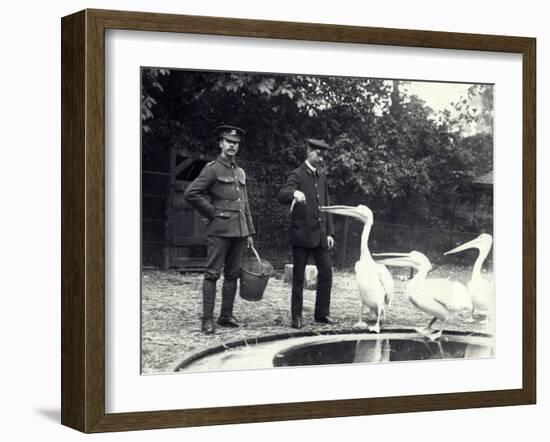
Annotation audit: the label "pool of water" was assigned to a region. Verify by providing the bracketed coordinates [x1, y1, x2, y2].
[174, 330, 493, 373]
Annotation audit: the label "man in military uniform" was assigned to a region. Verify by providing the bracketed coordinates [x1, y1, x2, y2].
[277, 138, 335, 329]
[184, 125, 255, 334]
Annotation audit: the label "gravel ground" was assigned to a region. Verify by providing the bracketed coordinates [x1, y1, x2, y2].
[141, 264, 493, 373]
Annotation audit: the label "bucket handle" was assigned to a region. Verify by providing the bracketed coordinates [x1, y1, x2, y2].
[249, 245, 262, 269]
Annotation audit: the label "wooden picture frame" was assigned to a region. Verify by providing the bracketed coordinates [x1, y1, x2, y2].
[61, 8, 536, 433]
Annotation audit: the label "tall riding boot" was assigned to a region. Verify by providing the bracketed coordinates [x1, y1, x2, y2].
[201, 279, 217, 334]
[217, 279, 239, 327]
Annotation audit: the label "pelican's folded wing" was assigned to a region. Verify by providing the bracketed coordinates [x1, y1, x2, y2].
[468, 278, 493, 312]
[376, 263, 394, 305]
[433, 280, 472, 311]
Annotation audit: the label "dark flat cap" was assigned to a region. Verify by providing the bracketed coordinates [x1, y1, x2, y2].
[305, 138, 330, 150]
[216, 125, 246, 142]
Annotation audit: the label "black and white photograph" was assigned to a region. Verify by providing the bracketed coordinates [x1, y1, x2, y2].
[140, 68, 494, 374]
[4, 0, 545, 439]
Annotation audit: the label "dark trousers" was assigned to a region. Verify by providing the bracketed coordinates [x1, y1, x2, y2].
[202, 236, 245, 319]
[204, 235, 245, 281]
[291, 246, 332, 321]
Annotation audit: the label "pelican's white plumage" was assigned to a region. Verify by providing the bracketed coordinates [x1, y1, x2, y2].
[320, 205, 393, 333]
[445, 233, 493, 321]
[375, 251, 471, 340]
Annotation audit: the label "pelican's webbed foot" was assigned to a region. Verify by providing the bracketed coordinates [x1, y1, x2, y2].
[368, 323, 381, 333]
[426, 330, 443, 342]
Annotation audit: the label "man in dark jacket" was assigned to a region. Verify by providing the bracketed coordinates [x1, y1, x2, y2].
[277, 139, 335, 329]
[184, 125, 255, 334]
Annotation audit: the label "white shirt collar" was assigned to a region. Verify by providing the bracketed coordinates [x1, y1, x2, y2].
[305, 160, 316, 173]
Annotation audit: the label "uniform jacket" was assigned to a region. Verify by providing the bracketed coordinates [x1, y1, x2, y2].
[184, 156, 255, 237]
[277, 162, 334, 248]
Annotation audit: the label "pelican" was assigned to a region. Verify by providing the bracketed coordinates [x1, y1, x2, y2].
[444, 233, 493, 322]
[375, 251, 472, 340]
[320, 205, 393, 332]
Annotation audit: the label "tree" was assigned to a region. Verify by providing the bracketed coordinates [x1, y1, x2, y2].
[141, 69, 492, 227]
[448, 84, 494, 136]
[141, 68, 170, 133]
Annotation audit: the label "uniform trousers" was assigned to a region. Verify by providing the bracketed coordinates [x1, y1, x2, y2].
[204, 235, 245, 281]
[202, 235, 245, 320]
[291, 246, 332, 321]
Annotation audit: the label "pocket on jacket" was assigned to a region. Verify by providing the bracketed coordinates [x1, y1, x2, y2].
[216, 176, 235, 184]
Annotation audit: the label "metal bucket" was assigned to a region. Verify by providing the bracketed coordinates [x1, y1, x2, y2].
[239, 246, 273, 301]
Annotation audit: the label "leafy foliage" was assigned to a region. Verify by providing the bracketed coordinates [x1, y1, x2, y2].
[141, 69, 170, 133]
[448, 84, 494, 136]
[141, 69, 493, 231]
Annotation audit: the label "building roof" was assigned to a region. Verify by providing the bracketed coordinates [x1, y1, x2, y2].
[472, 171, 493, 190]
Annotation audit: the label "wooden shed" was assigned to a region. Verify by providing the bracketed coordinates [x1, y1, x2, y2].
[472, 171, 493, 192]
[142, 148, 215, 270]
[470, 170, 493, 231]
[142, 147, 291, 271]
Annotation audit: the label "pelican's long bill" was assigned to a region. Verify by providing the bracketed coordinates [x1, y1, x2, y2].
[374, 251, 432, 271]
[320, 205, 372, 223]
[372, 252, 411, 258]
[374, 254, 418, 268]
[444, 233, 493, 255]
